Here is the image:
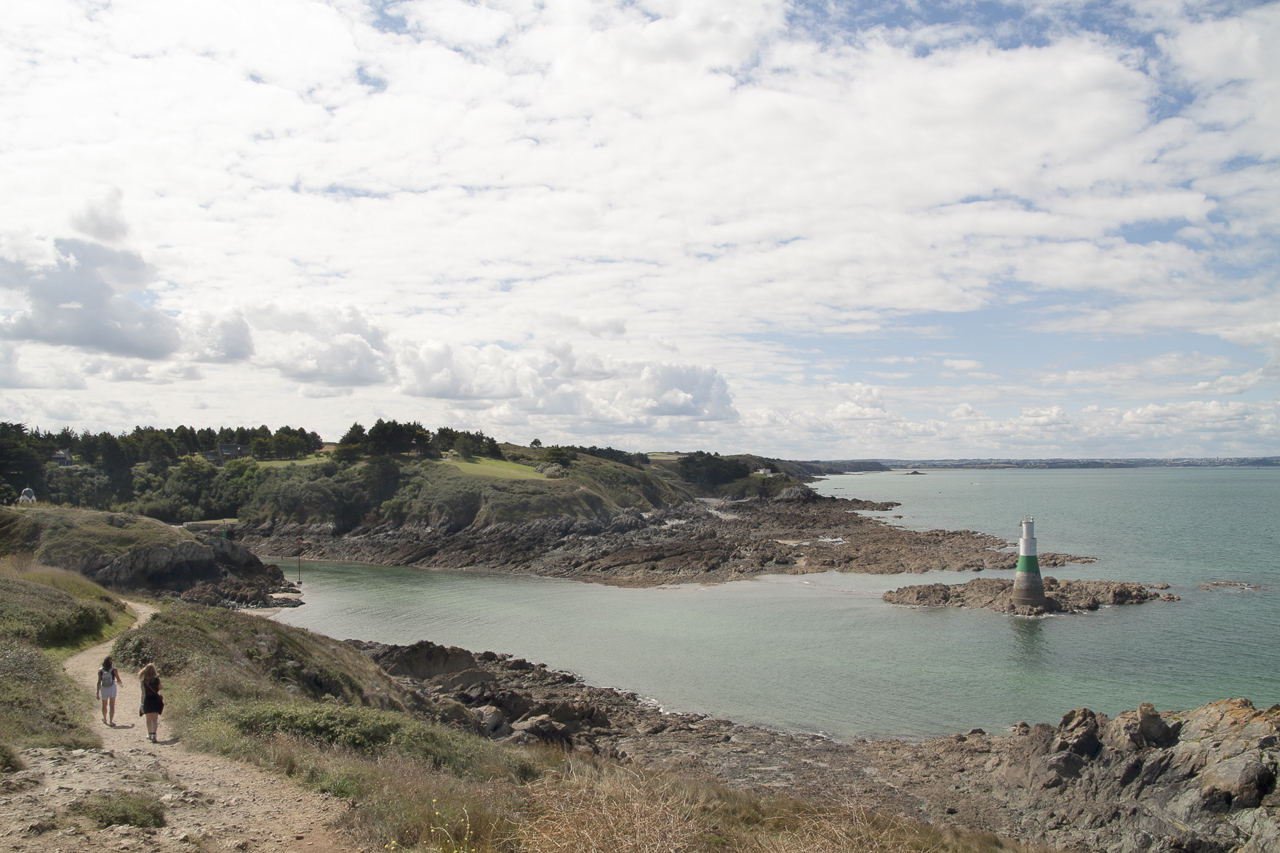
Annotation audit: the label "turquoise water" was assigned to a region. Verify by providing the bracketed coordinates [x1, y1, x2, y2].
[274, 468, 1279, 740]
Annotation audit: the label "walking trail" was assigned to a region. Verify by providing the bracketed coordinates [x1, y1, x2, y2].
[1, 602, 355, 853]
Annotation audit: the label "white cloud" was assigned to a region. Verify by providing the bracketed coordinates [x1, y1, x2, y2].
[71, 188, 130, 243]
[0, 0, 1275, 456]
[81, 357, 204, 384]
[183, 311, 256, 363]
[0, 240, 180, 359]
[255, 305, 392, 386]
[396, 340, 738, 427]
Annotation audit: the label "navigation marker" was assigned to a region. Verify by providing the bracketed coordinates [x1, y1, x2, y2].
[1011, 516, 1048, 609]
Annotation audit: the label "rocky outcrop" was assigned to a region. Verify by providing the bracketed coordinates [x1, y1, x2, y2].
[235, 495, 1095, 587]
[350, 636, 1280, 853]
[883, 575, 1180, 614]
[83, 536, 297, 608]
[987, 700, 1280, 852]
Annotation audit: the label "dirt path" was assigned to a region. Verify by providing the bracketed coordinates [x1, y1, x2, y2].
[2, 602, 356, 853]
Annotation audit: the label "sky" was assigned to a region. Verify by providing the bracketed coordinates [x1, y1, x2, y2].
[1, 0, 1278, 460]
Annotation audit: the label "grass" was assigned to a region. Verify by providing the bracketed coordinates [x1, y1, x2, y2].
[519, 757, 1031, 853]
[0, 742, 23, 772]
[0, 637, 101, 749]
[0, 557, 134, 659]
[106, 602, 562, 849]
[110, 602, 417, 710]
[71, 790, 166, 828]
[443, 458, 547, 480]
[563, 454, 694, 510]
[381, 462, 612, 529]
[0, 558, 134, 751]
[255, 453, 333, 468]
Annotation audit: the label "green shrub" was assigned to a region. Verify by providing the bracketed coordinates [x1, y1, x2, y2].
[71, 790, 166, 828]
[219, 703, 489, 772]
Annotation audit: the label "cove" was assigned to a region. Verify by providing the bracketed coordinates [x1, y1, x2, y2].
[274, 467, 1279, 740]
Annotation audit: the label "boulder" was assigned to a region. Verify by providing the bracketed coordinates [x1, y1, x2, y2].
[510, 714, 570, 745]
[474, 705, 513, 738]
[362, 639, 480, 680]
[1199, 754, 1274, 810]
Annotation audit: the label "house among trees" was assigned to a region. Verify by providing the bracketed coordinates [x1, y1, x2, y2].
[204, 444, 252, 465]
[51, 449, 74, 466]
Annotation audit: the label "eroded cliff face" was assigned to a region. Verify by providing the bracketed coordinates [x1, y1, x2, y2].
[85, 537, 299, 609]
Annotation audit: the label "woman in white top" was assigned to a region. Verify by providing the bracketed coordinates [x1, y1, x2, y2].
[96, 656, 122, 726]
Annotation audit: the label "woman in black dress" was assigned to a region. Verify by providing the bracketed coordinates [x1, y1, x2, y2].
[138, 662, 164, 743]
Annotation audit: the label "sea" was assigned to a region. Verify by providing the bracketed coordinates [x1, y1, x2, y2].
[273, 467, 1279, 741]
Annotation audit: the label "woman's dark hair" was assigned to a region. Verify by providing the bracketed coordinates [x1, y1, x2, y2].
[102, 656, 113, 670]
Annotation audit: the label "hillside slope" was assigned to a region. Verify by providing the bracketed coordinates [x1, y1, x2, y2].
[0, 506, 293, 604]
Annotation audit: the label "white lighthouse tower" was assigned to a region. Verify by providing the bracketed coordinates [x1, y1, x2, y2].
[1011, 516, 1048, 609]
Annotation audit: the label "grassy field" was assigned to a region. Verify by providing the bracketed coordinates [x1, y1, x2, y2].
[443, 457, 546, 480]
[254, 452, 333, 469]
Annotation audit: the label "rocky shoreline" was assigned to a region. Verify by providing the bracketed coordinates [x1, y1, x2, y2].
[81, 494, 1276, 851]
[236, 489, 1096, 587]
[354, 636, 1280, 853]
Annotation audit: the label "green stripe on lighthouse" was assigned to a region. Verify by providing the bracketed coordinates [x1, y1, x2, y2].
[1015, 553, 1041, 573]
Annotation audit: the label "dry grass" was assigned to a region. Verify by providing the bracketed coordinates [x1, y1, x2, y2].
[518, 757, 1032, 853]
[0, 552, 37, 576]
[186, 727, 558, 852]
[0, 559, 132, 660]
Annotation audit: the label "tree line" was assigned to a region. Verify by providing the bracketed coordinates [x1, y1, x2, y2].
[0, 421, 320, 507]
[0, 418, 512, 517]
[1, 417, 728, 526]
[333, 420, 505, 462]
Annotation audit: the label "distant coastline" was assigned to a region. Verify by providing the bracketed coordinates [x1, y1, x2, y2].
[861, 456, 1280, 469]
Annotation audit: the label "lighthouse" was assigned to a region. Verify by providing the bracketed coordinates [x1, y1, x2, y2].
[1011, 516, 1048, 609]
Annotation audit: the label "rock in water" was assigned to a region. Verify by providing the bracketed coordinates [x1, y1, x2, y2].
[883, 576, 1177, 614]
